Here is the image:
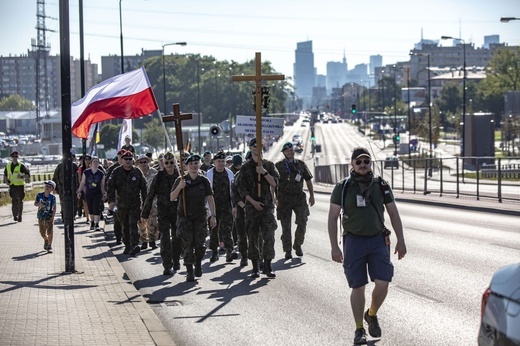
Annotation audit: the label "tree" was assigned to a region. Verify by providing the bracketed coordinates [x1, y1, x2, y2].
[142, 118, 167, 151]
[0, 94, 35, 111]
[98, 123, 139, 151]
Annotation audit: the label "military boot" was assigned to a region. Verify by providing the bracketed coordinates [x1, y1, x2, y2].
[186, 264, 195, 282]
[240, 253, 248, 267]
[173, 257, 181, 271]
[262, 259, 276, 278]
[250, 259, 260, 278]
[194, 259, 203, 277]
[210, 250, 219, 262]
[140, 242, 148, 250]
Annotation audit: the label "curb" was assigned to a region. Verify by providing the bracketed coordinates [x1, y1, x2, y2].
[99, 217, 176, 346]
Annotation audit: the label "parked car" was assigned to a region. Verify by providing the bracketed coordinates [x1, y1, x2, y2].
[384, 156, 399, 169]
[292, 134, 303, 143]
[478, 263, 520, 345]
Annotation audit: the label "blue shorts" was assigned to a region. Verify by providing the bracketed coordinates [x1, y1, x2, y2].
[342, 233, 394, 289]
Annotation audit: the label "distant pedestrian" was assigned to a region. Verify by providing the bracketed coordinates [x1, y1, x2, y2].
[275, 141, 315, 259]
[105, 150, 124, 244]
[120, 135, 136, 158]
[200, 150, 213, 172]
[3, 151, 30, 222]
[34, 181, 57, 253]
[77, 156, 106, 231]
[53, 153, 79, 221]
[136, 154, 158, 250]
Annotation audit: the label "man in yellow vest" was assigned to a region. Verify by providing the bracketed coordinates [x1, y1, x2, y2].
[3, 151, 30, 222]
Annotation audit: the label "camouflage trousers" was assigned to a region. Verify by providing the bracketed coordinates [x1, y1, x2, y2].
[158, 210, 182, 269]
[209, 209, 234, 252]
[118, 207, 141, 249]
[177, 214, 207, 265]
[9, 185, 25, 219]
[245, 206, 277, 260]
[234, 205, 247, 256]
[277, 197, 310, 253]
[139, 211, 159, 243]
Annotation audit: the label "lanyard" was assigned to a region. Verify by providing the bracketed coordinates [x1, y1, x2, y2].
[284, 159, 300, 175]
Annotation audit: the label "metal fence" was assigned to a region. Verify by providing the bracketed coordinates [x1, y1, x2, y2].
[315, 156, 520, 203]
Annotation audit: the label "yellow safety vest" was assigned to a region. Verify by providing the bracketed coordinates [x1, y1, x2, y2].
[6, 162, 25, 186]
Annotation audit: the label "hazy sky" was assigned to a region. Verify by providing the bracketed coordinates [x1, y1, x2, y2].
[1, 0, 519, 77]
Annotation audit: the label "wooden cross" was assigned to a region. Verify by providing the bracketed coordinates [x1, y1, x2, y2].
[232, 52, 285, 195]
[162, 103, 192, 216]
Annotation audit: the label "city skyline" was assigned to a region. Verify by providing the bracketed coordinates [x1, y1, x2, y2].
[0, 0, 519, 79]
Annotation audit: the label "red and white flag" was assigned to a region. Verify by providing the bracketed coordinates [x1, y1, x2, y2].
[71, 66, 158, 139]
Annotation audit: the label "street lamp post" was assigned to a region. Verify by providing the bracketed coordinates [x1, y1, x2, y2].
[393, 65, 398, 155]
[162, 42, 187, 150]
[441, 36, 466, 158]
[119, 0, 124, 73]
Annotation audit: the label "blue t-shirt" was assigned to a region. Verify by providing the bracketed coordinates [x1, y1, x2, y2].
[35, 192, 56, 220]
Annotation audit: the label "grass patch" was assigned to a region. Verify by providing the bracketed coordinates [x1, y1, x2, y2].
[0, 189, 40, 208]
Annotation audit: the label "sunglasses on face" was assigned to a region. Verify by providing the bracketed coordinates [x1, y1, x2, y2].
[251, 144, 257, 148]
[355, 159, 371, 165]
[123, 158, 133, 161]
[164, 160, 175, 165]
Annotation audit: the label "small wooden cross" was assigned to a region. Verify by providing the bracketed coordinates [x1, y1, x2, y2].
[232, 52, 285, 195]
[162, 103, 192, 215]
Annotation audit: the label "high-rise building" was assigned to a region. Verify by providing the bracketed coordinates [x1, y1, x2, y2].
[101, 49, 162, 80]
[326, 53, 348, 95]
[483, 35, 500, 49]
[293, 40, 315, 106]
[369, 55, 383, 75]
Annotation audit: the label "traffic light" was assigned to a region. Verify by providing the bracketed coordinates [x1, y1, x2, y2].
[351, 104, 357, 114]
[396, 133, 400, 143]
[311, 128, 315, 141]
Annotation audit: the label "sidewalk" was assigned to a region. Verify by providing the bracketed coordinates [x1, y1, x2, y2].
[0, 200, 174, 346]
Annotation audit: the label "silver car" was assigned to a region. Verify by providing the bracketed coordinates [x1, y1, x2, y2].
[478, 263, 520, 345]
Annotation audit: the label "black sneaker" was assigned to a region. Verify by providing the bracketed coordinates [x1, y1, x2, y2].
[44, 241, 49, 250]
[13, 216, 18, 222]
[364, 309, 381, 337]
[47, 247, 53, 254]
[354, 328, 367, 344]
[285, 251, 293, 260]
[210, 251, 219, 263]
[140, 242, 148, 250]
[90, 222, 95, 231]
[95, 224, 101, 231]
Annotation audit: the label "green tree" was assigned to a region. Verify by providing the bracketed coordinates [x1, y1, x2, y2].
[0, 94, 35, 111]
[98, 123, 139, 151]
[142, 118, 167, 151]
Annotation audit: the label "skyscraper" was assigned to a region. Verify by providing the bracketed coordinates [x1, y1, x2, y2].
[326, 52, 348, 95]
[293, 41, 315, 106]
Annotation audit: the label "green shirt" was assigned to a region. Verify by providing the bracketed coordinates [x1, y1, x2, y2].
[330, 177, 394, 237]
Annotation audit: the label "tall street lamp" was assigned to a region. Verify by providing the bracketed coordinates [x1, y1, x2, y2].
[119, 0, 124, 73]
[410, 51, 432, 175]
[441, 35, 466, 158]
[392, 65, 398, 155]
[161, 42, 187, 150]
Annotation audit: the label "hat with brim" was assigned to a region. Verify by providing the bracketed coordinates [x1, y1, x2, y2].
[44, 180, 56, 189]
[351, 147, 371, 160]
[213, 150, 226, 160]
[137, 154, 151, 162]
[10, 151, 19, 157]
[120, 150, 133, 159]
[248, 138, 257, 147]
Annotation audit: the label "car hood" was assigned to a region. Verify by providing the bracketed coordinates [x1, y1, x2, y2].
[490, 263, 520, 302]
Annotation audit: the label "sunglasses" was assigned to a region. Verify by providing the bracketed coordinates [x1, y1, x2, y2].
[164, 160, 175, 165]
[355, 159, 371, 165]
[251, 144, 257, 148]
[138, 161, 148, 164]
[123, 158, 133, 161]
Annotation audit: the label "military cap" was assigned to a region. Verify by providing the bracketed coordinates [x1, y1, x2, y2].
[120, 150, 133, 158]
[248, 138, 257, 147]
[213, 150, 226, 160]
[281, 142, 293, 152]
[245, 150, 252, 160]
[163, 152, 175, 160]
[185, 154, 201, 164]
[10, 151, 19, 157]
[203, 150, 212, 156]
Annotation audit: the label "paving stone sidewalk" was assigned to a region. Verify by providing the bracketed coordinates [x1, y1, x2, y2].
[0, 201, 175, 346]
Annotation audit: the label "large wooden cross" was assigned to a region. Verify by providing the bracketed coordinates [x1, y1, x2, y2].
[162, 103, 192, 215]
[232, 52, 285, 195]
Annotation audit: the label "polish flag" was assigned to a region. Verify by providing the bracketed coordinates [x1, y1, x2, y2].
[71, 66, 158, 139]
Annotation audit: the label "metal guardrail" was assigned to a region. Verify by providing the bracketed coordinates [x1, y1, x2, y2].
[315, 156, 520, 203]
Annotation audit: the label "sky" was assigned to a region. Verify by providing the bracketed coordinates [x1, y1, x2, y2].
[1, 0, 519, 78]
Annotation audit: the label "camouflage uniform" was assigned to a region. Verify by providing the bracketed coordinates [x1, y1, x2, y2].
[237, 158, 279, 261]
[207, 167, 235, 254]
[107, 165, 147, 251]
[275, 158, 313, 253]
[142, 169, 182, 272]
[231, 170, 247, 259]
[105, 162, 122, 243]
[138, 166, 159, 244]
[173, 173, 213, 265]
[52, 161, 79, 218]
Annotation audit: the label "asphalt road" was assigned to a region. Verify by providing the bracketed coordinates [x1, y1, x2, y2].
[107, 193, 519, 346]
